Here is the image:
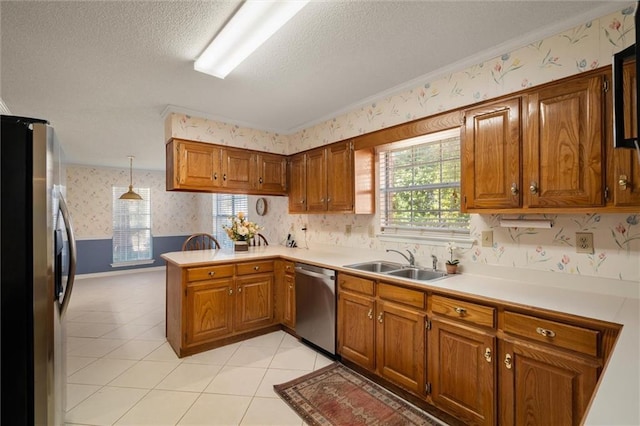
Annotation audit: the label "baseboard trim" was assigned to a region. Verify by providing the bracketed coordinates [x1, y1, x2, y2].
[75, 266, 165, 280]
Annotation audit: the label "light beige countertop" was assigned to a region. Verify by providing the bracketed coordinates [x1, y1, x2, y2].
[161, 245, 640, 425]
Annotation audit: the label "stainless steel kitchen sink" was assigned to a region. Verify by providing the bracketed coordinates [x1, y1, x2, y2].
[343, 261, 404, 273]
[384, 267, 447, 281]
[343, 261, 449, 282]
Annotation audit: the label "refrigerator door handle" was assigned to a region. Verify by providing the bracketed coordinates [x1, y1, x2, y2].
[57, 194, 76, 317]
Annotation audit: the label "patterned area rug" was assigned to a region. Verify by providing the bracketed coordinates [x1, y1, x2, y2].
[274, 363, 446, 426]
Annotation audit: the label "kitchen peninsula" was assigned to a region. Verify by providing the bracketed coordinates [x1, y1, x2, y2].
[161, 244, 639, 426]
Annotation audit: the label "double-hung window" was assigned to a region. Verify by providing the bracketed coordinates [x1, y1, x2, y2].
[379, 128, 469, 236]
[112, 187, 152, 265]
[212, 193, 248, 249]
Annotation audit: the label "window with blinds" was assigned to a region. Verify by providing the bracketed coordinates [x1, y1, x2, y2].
[112, 187, 152, 264]
[379, 128, 469, 234]
[212, 194, 248, 248]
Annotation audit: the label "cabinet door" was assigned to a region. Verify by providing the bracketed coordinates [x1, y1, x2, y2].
[337, 291, 376, 370]
[222, 148, 255, 190]
[306, 148, 328, 212]
[235, 274, 274, 332]
[173, 140, 221, 189]
[376, 301, 426, 395]
[429, 318, 496, 426]
[185, 279, 234, 345]
[327, 142, 354, 212]
[525, 76, 604, 207]
[462, 98, 521, 210]
[499, 340, 599, 426]
[613, 61, 640, 206]
[257, 153, 287, 193]
[282, 273, 295, 329]
[288, 153, 307, 213]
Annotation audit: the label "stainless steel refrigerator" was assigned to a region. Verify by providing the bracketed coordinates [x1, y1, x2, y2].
[1, 115, 77, 425]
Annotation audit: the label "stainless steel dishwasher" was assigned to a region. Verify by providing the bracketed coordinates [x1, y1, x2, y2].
[295, 263, 336, 356]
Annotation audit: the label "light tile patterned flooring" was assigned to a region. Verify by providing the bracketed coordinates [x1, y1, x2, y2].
[65, 269, 332, 425]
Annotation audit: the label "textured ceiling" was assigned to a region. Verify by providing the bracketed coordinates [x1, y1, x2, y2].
[1, 1, 623, 170]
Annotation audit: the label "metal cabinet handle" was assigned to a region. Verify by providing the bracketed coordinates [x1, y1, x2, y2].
[367, 309, 373, 320]
[529, 181, 538, 194]
[454, 307, 467, 315]
[377, 312, 383, 323]
[321, 198, 325, 203]
[223, 174, 227, 181]
[238, 287, 242, 293]
[327, 197, 331, 202]
[536, 327, 556, 338]
[289, 284, 293, 289]
[300, 198, 305, 204]
[504, 353, 512, 369]
[259, 177, 263, 184]
[511, 183, 518, 195]
[484, 347, 492, 363]
[254, 266, 260, 271]
[208, 271, 215, 276]
[228, 288, 233, 295]
[213, 172, 218, 180]
[619, 175, 628, 190]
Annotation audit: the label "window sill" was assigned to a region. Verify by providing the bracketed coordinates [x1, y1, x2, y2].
[377, 232, 475, 249]
[111, 259, 155, 268]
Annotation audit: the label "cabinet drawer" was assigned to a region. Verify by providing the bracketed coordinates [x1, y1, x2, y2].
[338, 273, 374, 296]
[503, 311, 599, 357]
[186, 264, 235, 282]
[282, 260, 295, 275]
[236, 260, 274, 276]
[432, 295, 495, 328]
[378, 283, 425, 310]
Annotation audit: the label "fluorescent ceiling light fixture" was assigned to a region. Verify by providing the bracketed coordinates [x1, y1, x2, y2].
[194, 0, 309, 79]
[499, 218, 553, 229]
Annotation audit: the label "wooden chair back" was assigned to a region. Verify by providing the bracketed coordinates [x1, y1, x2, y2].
[182, 233, 221, 251]
[250, 233, 269, 247]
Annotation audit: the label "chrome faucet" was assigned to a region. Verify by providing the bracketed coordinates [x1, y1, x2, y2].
[431, 254, 438, 271]
[386, 249, 415, 267]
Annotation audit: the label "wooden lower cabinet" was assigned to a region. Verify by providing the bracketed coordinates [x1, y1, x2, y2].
[186, 278, 234, 345]
[338, 291, 376, 370]
[499, 339, 599, 426]
[376, 301, 426, 394]
[235, 274, 274, 332]
[428, 317, 496, 425]
[282, 272, 296, 329]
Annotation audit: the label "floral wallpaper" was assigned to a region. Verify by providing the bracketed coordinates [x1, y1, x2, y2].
[66, 165, 211, 239]
[72, 6, 639, 284]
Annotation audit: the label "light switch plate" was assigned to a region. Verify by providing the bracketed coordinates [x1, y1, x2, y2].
[575, 232, 594, 254]
[481, 230, 493, 247]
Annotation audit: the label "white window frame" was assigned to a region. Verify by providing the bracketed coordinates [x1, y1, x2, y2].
[111, 186, 154, 267]
[212, 193, 248, 249]
[377, 128, 472, 247]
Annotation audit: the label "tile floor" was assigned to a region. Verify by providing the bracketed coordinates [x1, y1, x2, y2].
[64, 269, 332, 425]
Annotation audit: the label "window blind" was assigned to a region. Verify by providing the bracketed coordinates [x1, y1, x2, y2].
[212, 194, 248, 248]
[379, 130, 469, 233]
[112, 187, 152, 263]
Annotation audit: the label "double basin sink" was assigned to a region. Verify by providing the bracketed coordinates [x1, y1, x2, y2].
[343, 260, 448, 282]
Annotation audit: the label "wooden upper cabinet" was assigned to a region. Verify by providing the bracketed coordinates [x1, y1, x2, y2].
[288, 153, 307, 213]
[167, 139, 221, 190]
[166, 139, 287, 195]
[612, 61, 640, 206]
[525, 75, 604, 208]
[221, 148, 254, 190]
[462, 97, 522, 210]
[306, 147, 328, 212]
[327, 142, 354, 212]
[257, 152, 286, 193]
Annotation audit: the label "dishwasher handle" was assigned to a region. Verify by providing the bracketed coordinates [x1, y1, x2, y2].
[295, 266, 335, 280]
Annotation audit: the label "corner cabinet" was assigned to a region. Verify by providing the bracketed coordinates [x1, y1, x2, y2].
[288, 141, 375, 214]
[166, 138, 287, 195]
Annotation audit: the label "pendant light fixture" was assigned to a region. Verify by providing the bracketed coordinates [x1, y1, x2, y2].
[119, 156, 143, 200]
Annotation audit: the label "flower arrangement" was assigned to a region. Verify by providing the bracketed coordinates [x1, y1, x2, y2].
[223, 212, 262, 242]
[446, 242, 459, 266]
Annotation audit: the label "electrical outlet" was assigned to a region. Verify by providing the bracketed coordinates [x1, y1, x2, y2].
[345, 224, 352, 236]
[575, 232, 594, 254]
[481, 230, 493, 247]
